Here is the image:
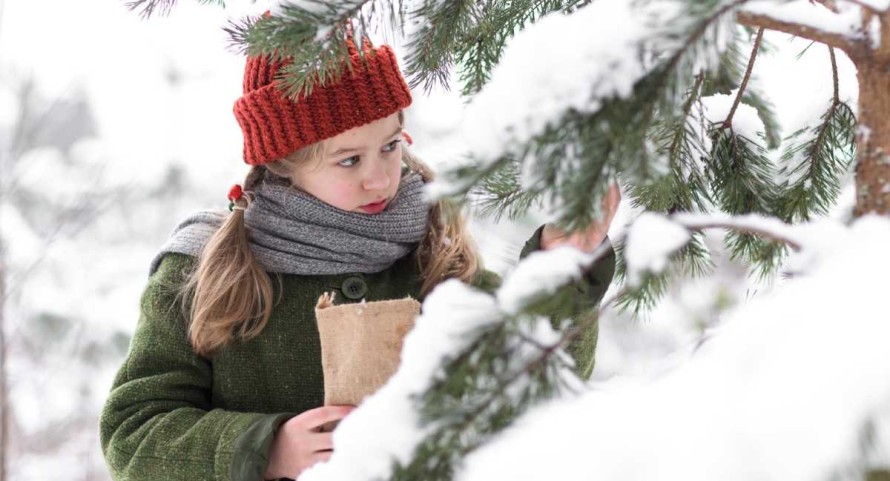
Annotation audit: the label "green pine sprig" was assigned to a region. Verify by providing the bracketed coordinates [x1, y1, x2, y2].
[450, 1, 746, 234]
[453, 0, 585, 97]
[632, 74, 711, 214]
[612, 234, 712, 317]
[471, 161, 545, 222]
[774, 47, 856, 222]
[703, 27, 782, 149]
[224, 1, 405, 98]
[390, 311, 582, 480]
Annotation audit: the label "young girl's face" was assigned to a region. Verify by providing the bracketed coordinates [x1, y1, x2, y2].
[292, 113, 404, 214]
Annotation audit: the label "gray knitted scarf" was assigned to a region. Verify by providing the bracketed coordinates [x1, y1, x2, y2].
[150, 172, 429, 276]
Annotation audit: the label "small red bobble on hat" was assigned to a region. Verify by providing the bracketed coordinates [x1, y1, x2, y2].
[228, 184, 245, 212]
[402, 131, 414, 146]
[228, 184, 244, 202]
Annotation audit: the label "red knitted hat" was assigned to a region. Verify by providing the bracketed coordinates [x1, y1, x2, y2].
[234, 38, 413, 166]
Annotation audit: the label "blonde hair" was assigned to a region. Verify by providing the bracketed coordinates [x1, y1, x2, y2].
[185, 114, 480, 356]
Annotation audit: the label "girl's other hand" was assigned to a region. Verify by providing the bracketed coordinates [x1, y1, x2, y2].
[540, 182, 620, 252]
[265, 405, 356, 480]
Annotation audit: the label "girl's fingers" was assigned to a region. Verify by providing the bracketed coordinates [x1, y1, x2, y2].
[298, 405, 355, 431]
[311, 450, 333, 465]
[308, 432, 334, 451]
[603, 183, 621, 214]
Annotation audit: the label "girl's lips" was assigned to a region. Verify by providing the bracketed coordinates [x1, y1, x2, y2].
[360, 199, 388, 214]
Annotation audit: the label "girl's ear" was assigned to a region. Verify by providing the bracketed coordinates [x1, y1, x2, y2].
[402, 131, 414, 146]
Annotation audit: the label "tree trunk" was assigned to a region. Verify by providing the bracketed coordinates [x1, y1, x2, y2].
[853, 12, 890, 218]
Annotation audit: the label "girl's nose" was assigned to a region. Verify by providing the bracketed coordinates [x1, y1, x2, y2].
[362, 160, 391, 191]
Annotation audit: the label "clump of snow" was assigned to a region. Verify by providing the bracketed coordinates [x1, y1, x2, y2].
[672, 212, 804, 247]
[457, 216, 890, 481]
[860, 0, 890, 9]
[425, 0, 685, 197]
[458, 0, 656, 161]
[869, 14, 883, 50]
[624, 213, 691, 286]
[740, 1, 865, 40]
[700, 92, 766, 143]
[497, 247, 594, 315]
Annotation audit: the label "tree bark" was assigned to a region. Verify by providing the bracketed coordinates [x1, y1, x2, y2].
[853, 11, 890, 217]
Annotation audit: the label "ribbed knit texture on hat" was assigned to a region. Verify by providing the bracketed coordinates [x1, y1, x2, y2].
[234, 43, 413, 166]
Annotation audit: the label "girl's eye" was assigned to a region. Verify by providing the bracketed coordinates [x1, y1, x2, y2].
[382, 139, 401, 153]
[338, 156, 359, 167]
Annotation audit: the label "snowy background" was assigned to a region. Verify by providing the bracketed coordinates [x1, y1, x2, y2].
[0, 0, 883, 480]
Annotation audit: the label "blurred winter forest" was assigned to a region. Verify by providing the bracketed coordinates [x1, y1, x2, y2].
[0, 0, 877, 480]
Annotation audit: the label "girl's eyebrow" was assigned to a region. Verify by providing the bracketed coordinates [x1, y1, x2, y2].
[328, 126, 403, 157]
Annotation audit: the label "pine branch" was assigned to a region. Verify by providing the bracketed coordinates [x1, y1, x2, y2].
[736, 8, 862, 54]
[674, 212, 792, 279]
[704, 28, 782, 149]
[471, 161, 545, 222]
[444, 2, 748, 232]
[224, 1, 400, 98]
[403, 0, 478, 93]
[672, 213, 803, 250]
[742, 89, 782, 149]
[706, 124, 786, 274]
[707, 129, 776, 215]
[724, 27, 764, 129]
[611, 234, 712, 316]
[393, 239, 619, 479]
[774, 46, 856, 222]
[455, 0, 583, 96]
[633, 75, 711, 213]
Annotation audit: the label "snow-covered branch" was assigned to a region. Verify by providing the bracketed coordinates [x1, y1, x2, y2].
[737, 1, 865, 53]
[671, 212, 804, 251]
[459, 218, 890, 481]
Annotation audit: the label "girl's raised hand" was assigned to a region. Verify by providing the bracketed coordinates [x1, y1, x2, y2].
[265, 405, 356, 479]
[540, 182, 621, 252]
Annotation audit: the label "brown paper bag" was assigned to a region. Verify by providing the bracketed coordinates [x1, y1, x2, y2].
[315, 292, 420, 407]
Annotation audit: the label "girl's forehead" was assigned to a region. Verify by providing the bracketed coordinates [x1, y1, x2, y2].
[326, 114, 402, 155]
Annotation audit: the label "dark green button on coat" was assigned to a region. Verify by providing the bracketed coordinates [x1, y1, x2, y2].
[99, 227, 615, 481]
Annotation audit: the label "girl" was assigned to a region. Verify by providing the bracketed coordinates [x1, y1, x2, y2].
[99, 33, 618, 481]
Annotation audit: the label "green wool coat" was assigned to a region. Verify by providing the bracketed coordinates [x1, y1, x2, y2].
[99, 226, 615, 481]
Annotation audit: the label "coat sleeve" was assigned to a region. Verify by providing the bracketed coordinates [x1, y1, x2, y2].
[99, 254, 290, 481]
[470, 225, 616, 379]
[520, 225, 616, 379]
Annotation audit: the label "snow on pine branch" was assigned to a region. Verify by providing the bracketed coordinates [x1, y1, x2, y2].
[426, 0, 729, 197]
[620, 210, 863, 287]
[497, 244, 609, 315]
[455, 0, 659, 162]
[858, 0, 890, 10]
[458, 216, 890, 481]
[701, 91, 767, 146]
[739, 0, 866, 40]
[300, 244, 601, 481]
[300, 280, 504, 481]
[624, 213, 691, 286]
